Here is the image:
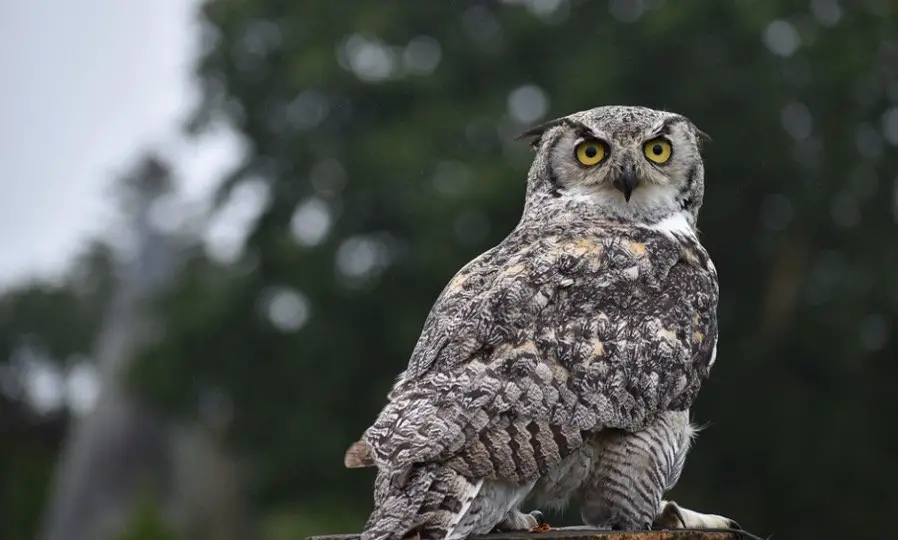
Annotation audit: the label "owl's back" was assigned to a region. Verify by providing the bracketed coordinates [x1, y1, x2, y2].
[364, 220, 718, 483]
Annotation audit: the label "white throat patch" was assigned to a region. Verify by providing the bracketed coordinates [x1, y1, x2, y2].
[648, 211, 696, 240]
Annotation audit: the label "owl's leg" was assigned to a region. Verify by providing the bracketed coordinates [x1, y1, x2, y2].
[653, 500, 741, 530]
[648, 418, 740, 530]
[493, 509, 546, 532]
[526, 444, 595, 518]
[579, 411, 693, 530]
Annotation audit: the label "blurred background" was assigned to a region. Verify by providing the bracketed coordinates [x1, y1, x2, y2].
[1, 0, 897, 539]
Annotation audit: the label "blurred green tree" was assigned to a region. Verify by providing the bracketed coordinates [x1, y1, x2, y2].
[136, 1, 898, 537]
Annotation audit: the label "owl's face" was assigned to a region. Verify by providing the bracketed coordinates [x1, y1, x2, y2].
[519, 106, 708, 226]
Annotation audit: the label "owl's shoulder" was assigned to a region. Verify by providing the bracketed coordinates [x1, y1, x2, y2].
[431, 220, 710, 306]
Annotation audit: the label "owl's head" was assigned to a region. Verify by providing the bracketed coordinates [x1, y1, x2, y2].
[517, 105, 709, 227]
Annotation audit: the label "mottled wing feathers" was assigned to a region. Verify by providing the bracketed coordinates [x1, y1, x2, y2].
[358, 223, 718, 486]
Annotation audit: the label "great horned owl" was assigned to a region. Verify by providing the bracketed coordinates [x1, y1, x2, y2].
[345, 105, 740, 539]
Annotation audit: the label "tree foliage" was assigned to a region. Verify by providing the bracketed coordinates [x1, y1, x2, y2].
[134, 0, 898, 536]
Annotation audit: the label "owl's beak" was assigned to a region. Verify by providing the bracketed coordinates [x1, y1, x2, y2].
[613, 166, 638, 202]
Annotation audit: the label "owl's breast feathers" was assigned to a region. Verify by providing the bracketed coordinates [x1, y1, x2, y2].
[349, 222, 718, 485]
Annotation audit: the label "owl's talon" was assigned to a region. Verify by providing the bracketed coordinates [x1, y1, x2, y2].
[528, 510, 551, 531]
[653, 500, 739, 530]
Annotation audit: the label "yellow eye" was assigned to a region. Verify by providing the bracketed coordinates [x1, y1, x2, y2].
[575, 141, 606, 166]
[644, 138, 672, 164]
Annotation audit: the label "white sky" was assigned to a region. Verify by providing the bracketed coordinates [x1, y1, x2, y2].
[0, 0, 243, 290]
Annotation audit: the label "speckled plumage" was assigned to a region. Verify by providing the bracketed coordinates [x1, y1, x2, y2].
[346, 106, 739, 540]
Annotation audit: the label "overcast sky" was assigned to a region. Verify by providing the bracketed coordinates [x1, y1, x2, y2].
[0, 0, 243, 290]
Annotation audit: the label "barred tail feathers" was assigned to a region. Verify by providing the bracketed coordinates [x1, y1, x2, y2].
[361, 465, 436, 540]
[443, 477, 484, 540]
[361, 465, 485, 540]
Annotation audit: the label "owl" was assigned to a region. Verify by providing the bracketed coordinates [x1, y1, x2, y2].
[345, 105, 740, 540]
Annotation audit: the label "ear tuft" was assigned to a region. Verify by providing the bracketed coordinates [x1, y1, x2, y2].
[690, 123, 712, 147]
[514, 117, 566, 151]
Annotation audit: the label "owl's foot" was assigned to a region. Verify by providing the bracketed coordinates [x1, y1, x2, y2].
[493, 510, 550, 533]
[653, 500, 741, 530]
[526, 511, 551, 531]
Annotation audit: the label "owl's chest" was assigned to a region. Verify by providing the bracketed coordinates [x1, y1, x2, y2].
[553, 234, 679, 295]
